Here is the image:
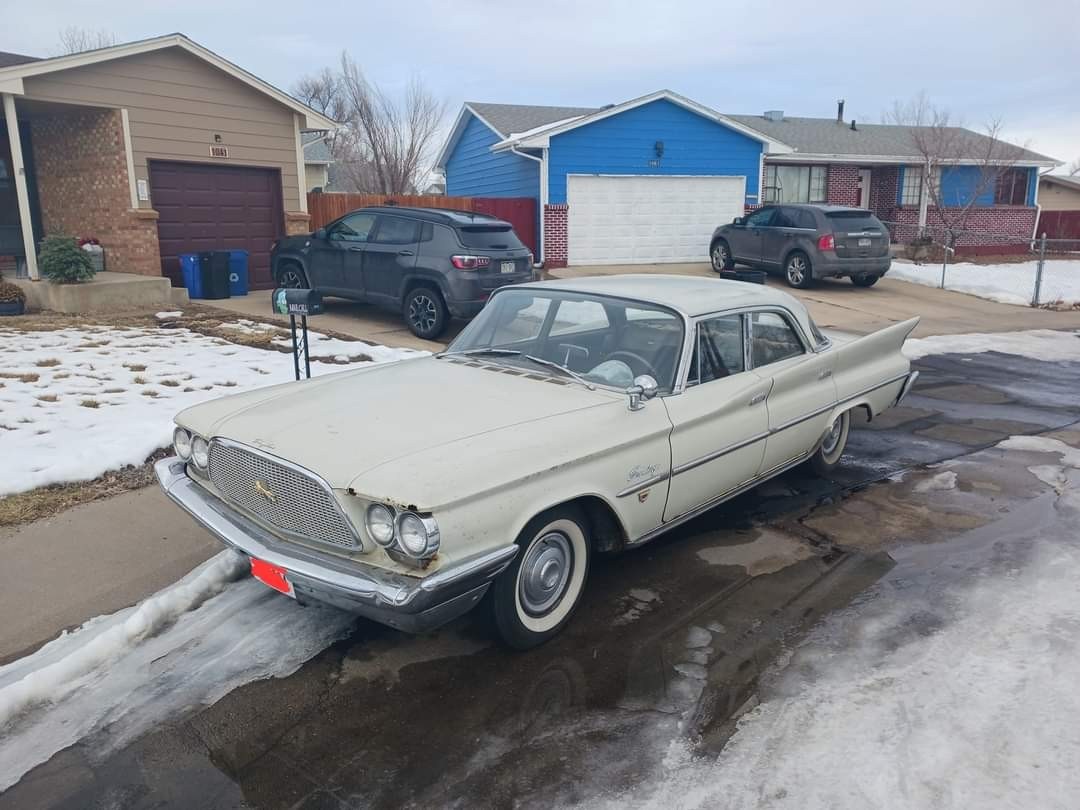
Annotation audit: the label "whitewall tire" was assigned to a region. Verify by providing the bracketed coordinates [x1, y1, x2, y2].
[492, 506, 591, 649]
[810, 410, 851, 475]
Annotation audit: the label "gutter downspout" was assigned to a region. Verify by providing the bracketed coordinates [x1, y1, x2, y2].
[511, 146, 544, 267]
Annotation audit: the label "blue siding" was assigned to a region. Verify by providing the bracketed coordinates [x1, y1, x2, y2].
[444, 115, 540, 199]
[546, 99, 765, 204]
[1026, 167, 1038, 206]
[938, 166, 997, 207]
[896, 166, 906, 205]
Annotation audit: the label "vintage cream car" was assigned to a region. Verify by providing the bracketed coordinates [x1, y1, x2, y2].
[157, 275, 919, 648]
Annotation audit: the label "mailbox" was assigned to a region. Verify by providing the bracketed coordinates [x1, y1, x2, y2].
[273, 287, 323, 316]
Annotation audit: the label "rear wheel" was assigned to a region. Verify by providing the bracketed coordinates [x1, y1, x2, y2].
[491, 506, 591, 649]
[276, 264, 307, 289]
[851, 274, 880, 288]
[403, 286, 448, 340]
[710, 239, 734, 272]
[810, 411, 850, 476]
[784, 251, 813, 289]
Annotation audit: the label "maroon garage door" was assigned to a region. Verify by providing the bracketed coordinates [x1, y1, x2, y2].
[150, 161, 284, 290]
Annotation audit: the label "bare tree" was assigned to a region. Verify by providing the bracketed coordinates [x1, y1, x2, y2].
[1067, 158, 1080, 177]
[886, 93, 1024, 246]
[293, 53, 445, 194]
[57, 26, 118, 54]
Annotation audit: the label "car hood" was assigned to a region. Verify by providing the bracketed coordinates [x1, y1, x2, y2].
[176, 356, 622, 491]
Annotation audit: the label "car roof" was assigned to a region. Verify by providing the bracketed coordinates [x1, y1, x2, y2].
[515, 274, 807, 318]
[778, 203, 872, 214]
[352, 206, 510, 227]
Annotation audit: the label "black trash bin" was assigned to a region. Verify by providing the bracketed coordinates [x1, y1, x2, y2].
[198, 251, 232, 300]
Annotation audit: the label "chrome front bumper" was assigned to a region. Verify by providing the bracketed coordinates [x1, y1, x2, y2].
[154, 457, 518, 633]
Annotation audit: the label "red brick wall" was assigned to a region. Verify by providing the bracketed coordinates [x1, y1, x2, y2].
[826, 165, 860, 207]
[543, 204, 568, 268]
[887, 206, 1037, 248]
[31, 109, 160, 276]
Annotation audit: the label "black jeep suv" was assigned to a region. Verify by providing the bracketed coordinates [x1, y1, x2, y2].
[270, 206, 535, 339]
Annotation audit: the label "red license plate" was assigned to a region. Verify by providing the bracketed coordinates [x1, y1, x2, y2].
[250, 557, 295, 598]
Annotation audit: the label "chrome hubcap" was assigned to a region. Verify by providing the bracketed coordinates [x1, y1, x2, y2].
[280, 270, 304, 288]
[787, 257, 806, 284]
[519, 531, 573, 616]
[408, 294, 437, 333]
[821, 416, 843, 456]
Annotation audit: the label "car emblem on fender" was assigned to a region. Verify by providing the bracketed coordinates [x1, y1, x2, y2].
[254, 480, 277, 503]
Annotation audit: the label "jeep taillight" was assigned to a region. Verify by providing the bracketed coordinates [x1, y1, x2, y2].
[817, 233, 835, 251]
[451, 255, 491, 270]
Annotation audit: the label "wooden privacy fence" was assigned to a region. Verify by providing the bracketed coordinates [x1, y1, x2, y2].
[306, 192, 538, 256]
[1036, 210, 1080, 241]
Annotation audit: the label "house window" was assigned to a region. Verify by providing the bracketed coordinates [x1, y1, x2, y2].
[901, 167, 923, 206]
[995, 168, 1029, 206]
[764, 165, 827, 204]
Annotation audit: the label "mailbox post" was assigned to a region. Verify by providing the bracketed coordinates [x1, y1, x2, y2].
[272, 288, 324, 381]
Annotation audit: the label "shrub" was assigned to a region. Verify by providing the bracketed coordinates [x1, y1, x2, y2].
[39, 235, 95, 284]
[0, 280, 25, 304]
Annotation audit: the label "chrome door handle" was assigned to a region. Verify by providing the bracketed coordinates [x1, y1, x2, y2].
[749, 392, 767, 406]
[348, 246, 364, 252]
[818, 369, 833, 380]
[398, 250, 414, 256]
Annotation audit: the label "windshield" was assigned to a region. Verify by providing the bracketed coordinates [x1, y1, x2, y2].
[445, 289, 685, 393]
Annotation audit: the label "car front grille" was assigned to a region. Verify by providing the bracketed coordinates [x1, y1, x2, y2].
[207, 440, 360, 549]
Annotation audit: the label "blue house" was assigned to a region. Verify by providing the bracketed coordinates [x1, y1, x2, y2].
[437, 91, 1059, 265]
[435, 90, 790, 267]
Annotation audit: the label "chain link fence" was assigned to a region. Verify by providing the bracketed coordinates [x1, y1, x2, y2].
[879, 220, 1080, 307]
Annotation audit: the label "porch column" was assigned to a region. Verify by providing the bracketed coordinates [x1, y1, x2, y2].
[2, 93, 38, 280]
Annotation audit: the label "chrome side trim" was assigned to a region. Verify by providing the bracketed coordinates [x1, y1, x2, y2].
[838, 372, 909, 409]
[631, 449, 813, 546]
[770, 402, 835, 433]
[616, 470, 672, 499]
[893, 370, 920, 406]
[670, 431, 770, 477]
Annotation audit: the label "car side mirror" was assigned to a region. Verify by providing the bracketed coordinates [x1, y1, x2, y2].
[732, 216, 744, 226]
[626, 374, 659, 411]
[314, 227, 327, 240]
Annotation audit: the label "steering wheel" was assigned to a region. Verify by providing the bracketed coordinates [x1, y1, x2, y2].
[604, 350, 659, 381]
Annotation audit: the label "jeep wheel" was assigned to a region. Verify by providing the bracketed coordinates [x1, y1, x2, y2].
[277, 264, 307, 289]
[403, 286, 448, 340]
[710, 240, 734, 272]
[491, 505, 591, 649]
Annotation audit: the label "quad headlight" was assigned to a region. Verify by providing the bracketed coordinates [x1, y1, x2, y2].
[191, 435, 210, 469]
[396, 512, 440, 558]
[173, 427, 193, 460]
[365, 503, 396, 547]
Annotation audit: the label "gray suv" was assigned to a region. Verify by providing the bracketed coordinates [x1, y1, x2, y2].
[709, 204, 891, 289]
[271, 207, 535, 339]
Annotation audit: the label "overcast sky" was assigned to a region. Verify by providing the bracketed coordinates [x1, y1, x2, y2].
[5, 0, 1078, 166]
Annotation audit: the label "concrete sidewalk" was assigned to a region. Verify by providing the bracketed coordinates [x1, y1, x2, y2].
[0, 486, 219, 663]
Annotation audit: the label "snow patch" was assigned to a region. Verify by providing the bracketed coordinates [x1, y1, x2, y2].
[914, 470, 958, 492]
[154, 311, 183, 320]
[890, 258, 1080, 306]
[0, 325, 421, 496]
[904, 329, 1080, 361]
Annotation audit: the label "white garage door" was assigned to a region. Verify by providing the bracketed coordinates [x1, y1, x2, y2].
[567, 175, 746, 265]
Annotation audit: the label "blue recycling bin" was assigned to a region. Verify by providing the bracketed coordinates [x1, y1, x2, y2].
[227, 250, 249, 296]
[179, 253, 204, 299]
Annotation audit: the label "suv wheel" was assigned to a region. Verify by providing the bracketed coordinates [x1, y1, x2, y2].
[784, 252, 813, 289]
[404, 286, 448, 339]
[710, 240, 734, 272]
[277, 264, 307, 289]
[851, 274, 880, 288]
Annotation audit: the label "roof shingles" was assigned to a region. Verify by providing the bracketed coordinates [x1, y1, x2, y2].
[467, 102, 598, 138]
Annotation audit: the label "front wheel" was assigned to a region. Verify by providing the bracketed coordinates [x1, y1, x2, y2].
[710, 239, 734, 272]
[851, 274, 880, 287]
[491, 506, 591, 649]
[784, 252, 813, 289]
[403, 286, 448, 340]
[809, 410, 850, 476]
[276, 264, 308, 289]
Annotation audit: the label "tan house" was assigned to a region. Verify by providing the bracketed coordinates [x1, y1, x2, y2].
[0, 34, 335, 290]
[1037, 174, 1080, 212]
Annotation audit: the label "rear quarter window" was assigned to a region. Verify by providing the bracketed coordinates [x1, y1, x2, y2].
[458, 226, 524, 250]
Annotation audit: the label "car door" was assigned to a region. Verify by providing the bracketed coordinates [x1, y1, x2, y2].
[727, 207, 775, 266]
[750, 310, 838, 476]
[308, 212, 375, 295]
[760, 207, 801, 269]
[362, 215, 421, 304]
[662, 312, 773, 522]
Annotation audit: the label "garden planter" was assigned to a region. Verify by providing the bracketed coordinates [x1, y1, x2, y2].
[0, 299, 25, 316]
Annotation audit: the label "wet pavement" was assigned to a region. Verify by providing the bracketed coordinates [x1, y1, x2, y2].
[2, 346, 1079, 809]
